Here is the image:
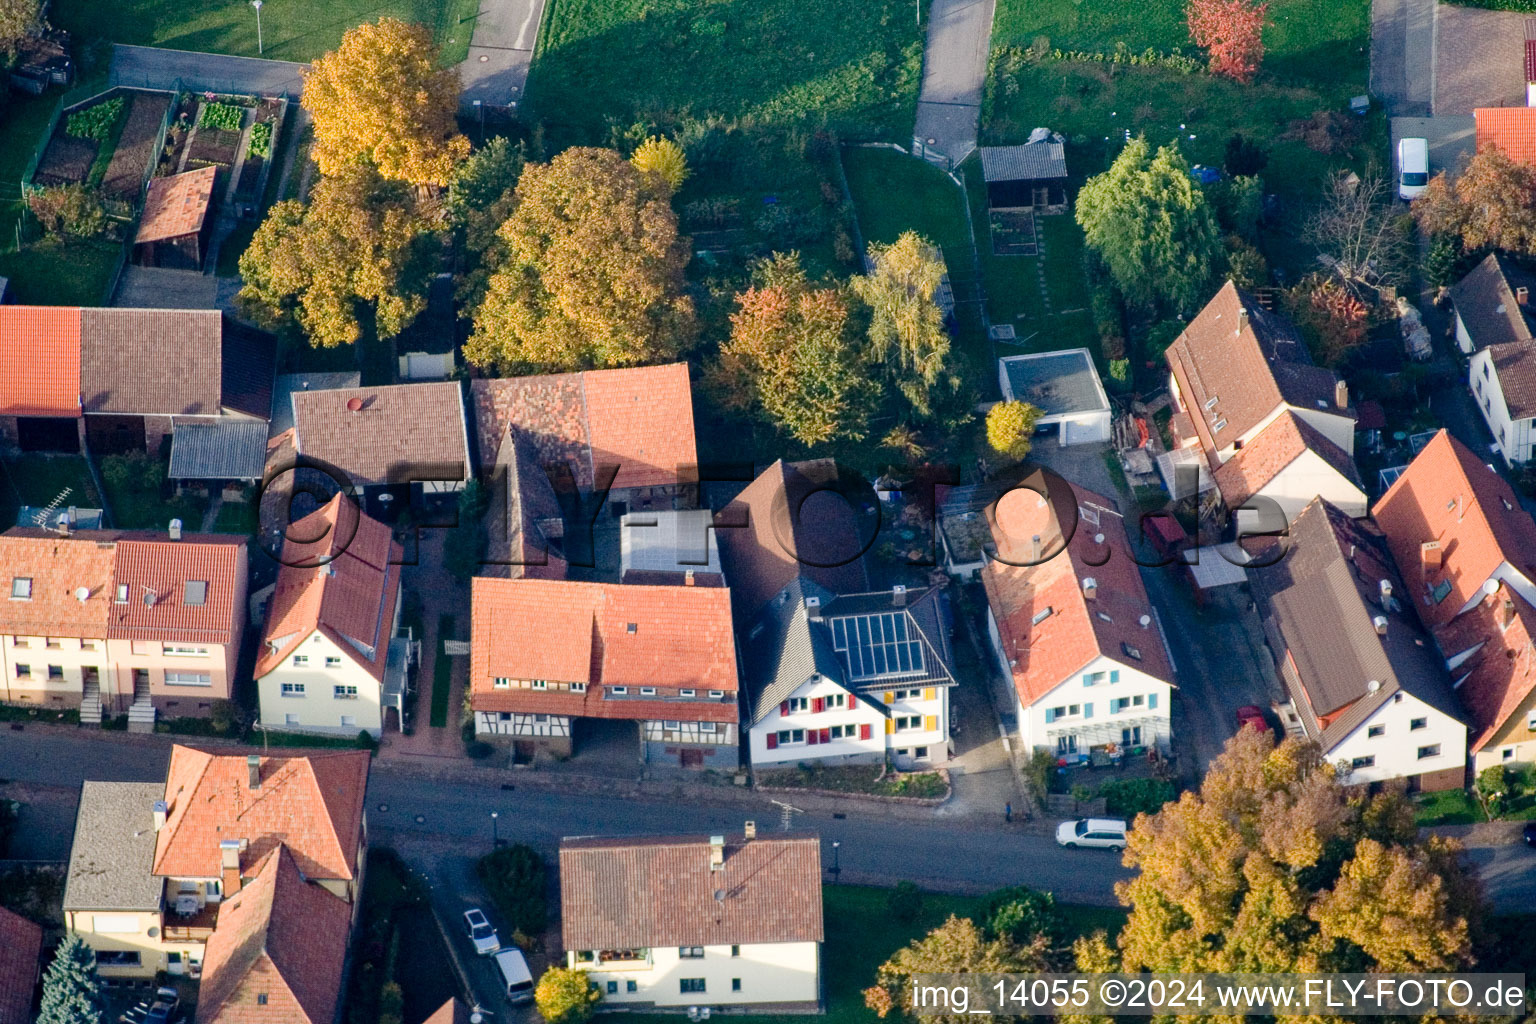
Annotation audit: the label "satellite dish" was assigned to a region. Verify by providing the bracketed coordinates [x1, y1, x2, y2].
[1367, 679, 1381, 692]
[1139, 614, 1151, 627]
[1483, 579, 1501, 597]
[74, 587, 90, 603]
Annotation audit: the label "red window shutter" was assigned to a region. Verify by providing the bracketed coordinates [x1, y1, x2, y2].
[819, 728, 831, 744]
[812, 697, 825, 713]
[807, 730, 820, 745]
[860, 723, 872, 740]
[780, 701, 790, 717]
[766, 733, 778, 750]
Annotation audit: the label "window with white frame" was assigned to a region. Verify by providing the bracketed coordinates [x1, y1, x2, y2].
[1049, 703, 1082, 719]
[699, 722, 717, 733]
[163, 644, 208, 657]
[572, 682, 587, 693]
[532, 680, 548, 690]
[285, 714, 299, 725]
[640, 686, 656, 696]
[334, 685, 358, 700]
[165, 671, 211, 686]
[10, 577, 31, 600]
[825, 693, 847, 709]
[340, 715, 356, 728]
[894, 715, 922, 732]
[787, 697, 810, 712]
[611, 686, 628, 695]
[708, 689, 724, 698]
[680, 688, 695, 697]
[325, 656, 341, 668]
[775, 729, 806, 745]
[292, 655, 308, 667]
[663, 720, 681, 729]
[281, 682, 305, 697]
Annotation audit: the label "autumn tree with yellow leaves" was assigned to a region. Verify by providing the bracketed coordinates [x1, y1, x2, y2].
[852, 231, 957, 418]
[465, 147, 696, 374]
[1068, 728, 1481, 1019]
[302, 18, 471, 187]
[630, 137, 689, 193]
[237, 162, 435, 348]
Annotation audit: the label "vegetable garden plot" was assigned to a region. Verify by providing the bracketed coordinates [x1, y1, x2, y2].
[187, 127, 241, 167]
[989, 208, 1038, 256]
[101, 92, 170, 199]
[34, 134, 97, 186]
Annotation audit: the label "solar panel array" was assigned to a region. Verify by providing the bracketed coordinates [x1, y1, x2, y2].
[830, 612, 925, 680]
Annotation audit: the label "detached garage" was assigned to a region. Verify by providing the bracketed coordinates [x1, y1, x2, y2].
[997, 348, 1112, 445]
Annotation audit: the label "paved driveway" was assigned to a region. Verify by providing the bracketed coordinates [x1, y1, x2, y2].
[913, 0, 995, 165]
[460, 0, 548, 111]
[1370, 0, 1434, 117]
[1432, 4, 1525, 115]
[1389, 115, 1475, 181]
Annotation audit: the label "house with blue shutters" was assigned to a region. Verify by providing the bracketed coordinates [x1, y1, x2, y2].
[980, 480, 1176, 761]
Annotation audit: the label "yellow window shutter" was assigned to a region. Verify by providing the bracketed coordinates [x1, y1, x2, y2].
[885, 718, 895, 734]
[882, 691, 894, 704]
[922, 687, 936, 702]
[924, 715, 938, 732]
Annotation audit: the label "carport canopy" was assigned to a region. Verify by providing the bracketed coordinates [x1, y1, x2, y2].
[168, 420, 268, 481]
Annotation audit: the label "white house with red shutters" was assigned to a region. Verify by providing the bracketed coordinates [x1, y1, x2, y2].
[742, 579, 958, 770]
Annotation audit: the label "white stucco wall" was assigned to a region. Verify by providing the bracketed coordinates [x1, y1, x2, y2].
[1330, 690, 1467, 786]
[1471, 349, 1535, 465]
[1014, 653, 1172, 756]
[747, 675, 948, 768]
[1232, 450, 1368, 531]
[257, 630, 384, 735]
[569, 941, 820, 1008]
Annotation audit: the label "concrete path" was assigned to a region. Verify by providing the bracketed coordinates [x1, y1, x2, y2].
[459, 0, 548, 111]
[1370, 0, 1434, 117]
[913, 0, 995, 166]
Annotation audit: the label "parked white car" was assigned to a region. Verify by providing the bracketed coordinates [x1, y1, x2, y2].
[1055, 817, 1129, 850]
[463, 908, 501, 956]
[495, 948, 536, 1004]
[1398, 137, 1429, 200]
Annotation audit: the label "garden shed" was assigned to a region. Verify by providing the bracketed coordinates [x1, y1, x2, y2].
[133, 166, 218, 269]
[997, 348, 1112, 445]
[978, 129, 1068, 212]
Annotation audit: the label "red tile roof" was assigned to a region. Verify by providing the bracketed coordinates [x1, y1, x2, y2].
[107, 536, 247, 646]
[981, 479, 1174, 707]
[195, 846, 352, 1024]
[1212, 411, 1363, 508]
[470, 577, 739, 720]
[0, 306, 81, 418]
[1373, 429, 1536, 750]
[1373, 430, 1536, 629]
[0, 906, 42, 1024]
[135, 166, 217, 245]
[154, 746, 370, 882]
[254, 496, 402, 682]
[1476, 106, 1536, 167]
[0, 531, 117, 638]
[471, 363, 698, 491]
[559, 833, 822, 950]
[423, 1001, 471, 1024]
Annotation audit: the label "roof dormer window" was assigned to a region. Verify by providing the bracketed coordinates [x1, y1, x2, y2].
[1031, 607, 1053, 625]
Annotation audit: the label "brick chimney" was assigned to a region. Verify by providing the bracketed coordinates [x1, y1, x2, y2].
[1421, 540, 1442, 573]
[220, 839, 244, 896]
[1519, 286, 1529, 307]
[1335, 379, 1349, 409]
[1082, 577, 1098, 600]
[892, 584, 908, 606]
[246, 754, 261, 790]
[1502, 598, 1517, 631]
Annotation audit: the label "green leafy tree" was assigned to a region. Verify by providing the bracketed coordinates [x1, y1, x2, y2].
[37, 935, 103, 1024]
[1475, 765, 1508, 817]
[853, 231, 957, 417]
[887, 880, 924, 923]
[237, 162, 435, 348]
[27, 184, 106, 240]
[1223, 235, 1269, 289]
[1077, 138, 1222, 312]
[707, 251, 874, 445]
[0, 0, 41, 59]
[630, 136, 689, 193]
[1072, 729, 1480, 1008]
[979, 885, 1063, 947]
[476, 843, 548, 935]
[865, 916, 1051, 1024]
[1206, 174, 1263, 239]
[443, 478, 490, 581]
[536, 966, 602, 1024]
[465, 147, 696, 374]
[986, 400, 1043, 462]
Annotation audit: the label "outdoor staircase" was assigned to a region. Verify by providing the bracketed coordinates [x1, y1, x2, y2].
[127, 675, 157, 734]
[79, 679, 102, 727]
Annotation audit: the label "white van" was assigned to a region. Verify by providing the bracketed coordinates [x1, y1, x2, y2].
[1398, 137, 1429, 200]
[1055, 817, 1129, 850]
[494, 948, 535, 1004]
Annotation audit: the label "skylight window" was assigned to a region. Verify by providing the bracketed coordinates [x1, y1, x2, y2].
[184, 581, 208, 607]
[1031, 607, 1054, 626]
[10, 577, 31, 600]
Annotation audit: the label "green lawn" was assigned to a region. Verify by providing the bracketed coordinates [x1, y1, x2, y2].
[0, 454, 102, 529]
[0, 237, 122, 306]
[605, 886, 1126, 1024]
[529, 0, 922, 143]
[50, 0, 479, 65]
[429, 613, 454, 728]
[991, 0, 1368, 74]
[212, 499, 260, 537]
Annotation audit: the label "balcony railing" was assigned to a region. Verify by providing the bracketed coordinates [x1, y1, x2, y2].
[162, 902, 219, 941]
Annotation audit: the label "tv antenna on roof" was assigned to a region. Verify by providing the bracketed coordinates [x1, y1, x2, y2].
[769, 798, 803, 832]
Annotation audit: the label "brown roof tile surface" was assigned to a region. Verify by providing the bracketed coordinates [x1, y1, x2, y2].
[0, 906, 42, 1024]
[1212, 411, 1363, 508]
[0, 306, 82, 418]
[1436, 583, 1536, 752]
[154, 745, 370, 882]
[471, 363, 697, 491]
[135, 166, 218, 245]
[195, 846, 352, 1024]
[1477, 106, 1536, 167]
[1487, 341, 1536, 420]
[1447, 253, 1536, 351]
[80, 308, 226, 414]
[292, 382, 469, 488]
[108, 536, 246, 645]
[559, 833, 822, 949]
[1165, 281, 1349, 456]
[255, 496, 402, 681]
[470, 577, 739, 721]
[980, 478, 1174, 707]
